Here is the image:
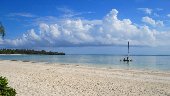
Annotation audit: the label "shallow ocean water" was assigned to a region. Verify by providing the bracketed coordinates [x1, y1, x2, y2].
[0, 54, 170, 71]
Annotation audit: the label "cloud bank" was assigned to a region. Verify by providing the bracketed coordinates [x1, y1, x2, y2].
[2, 9, 170, 48]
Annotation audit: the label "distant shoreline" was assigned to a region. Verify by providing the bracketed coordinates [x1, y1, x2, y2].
[0, 49, 65, 55]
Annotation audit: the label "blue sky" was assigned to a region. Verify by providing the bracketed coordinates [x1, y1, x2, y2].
[1, 0, 170, 54]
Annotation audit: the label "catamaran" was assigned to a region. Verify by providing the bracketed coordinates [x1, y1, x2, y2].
[121, 41, 132, 62]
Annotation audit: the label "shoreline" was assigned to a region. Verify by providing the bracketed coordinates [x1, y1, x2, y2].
[0, 60, 170, 95]
[2, 59, 170, 73]
[7, 59, 170, 72]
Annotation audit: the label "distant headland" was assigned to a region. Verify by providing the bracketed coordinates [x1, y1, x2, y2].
[0, 49, 65, 55]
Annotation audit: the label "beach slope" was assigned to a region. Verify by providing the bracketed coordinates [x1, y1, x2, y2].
[0, 60, 170, 96]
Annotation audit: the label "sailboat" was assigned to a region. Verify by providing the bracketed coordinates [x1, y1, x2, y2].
[121, 41, 132, 62]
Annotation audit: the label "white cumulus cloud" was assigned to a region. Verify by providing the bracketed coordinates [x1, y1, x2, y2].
[142, 16, 164, 27]
[1, 9, 170, 48]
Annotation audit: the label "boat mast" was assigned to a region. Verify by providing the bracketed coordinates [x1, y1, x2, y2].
[128, 41, 129, 58]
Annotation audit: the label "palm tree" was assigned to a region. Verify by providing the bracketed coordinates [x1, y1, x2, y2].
[0, 22, 5, 38]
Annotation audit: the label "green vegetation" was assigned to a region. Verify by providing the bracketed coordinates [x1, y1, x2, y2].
[0, 76, 16, 96]
[0, 22, 16, 96]
[0, 22, 5, 38]
[0, 49, 65, 55]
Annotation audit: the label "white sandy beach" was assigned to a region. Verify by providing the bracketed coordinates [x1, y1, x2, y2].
[0, 60, 170, 96]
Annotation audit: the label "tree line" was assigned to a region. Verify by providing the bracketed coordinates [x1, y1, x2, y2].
[0, 49, 65, 55]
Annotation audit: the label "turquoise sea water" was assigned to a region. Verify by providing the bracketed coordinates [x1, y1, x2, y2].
[0, 54, 170, 71]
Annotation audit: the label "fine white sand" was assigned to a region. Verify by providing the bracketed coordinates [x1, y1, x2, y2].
[0, 60, 170, 96]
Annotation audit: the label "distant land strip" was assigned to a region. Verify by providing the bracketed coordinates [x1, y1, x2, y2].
[0, 49, 65, 55]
